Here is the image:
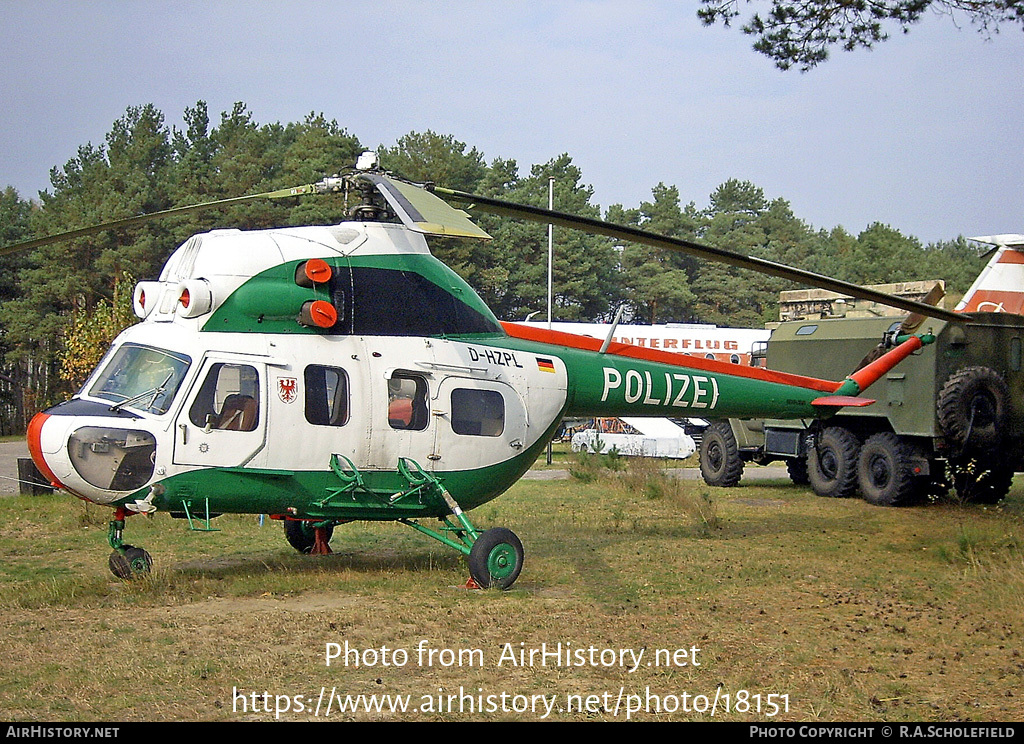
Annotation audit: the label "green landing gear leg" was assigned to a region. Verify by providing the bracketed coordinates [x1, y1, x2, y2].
[397, 459, 524, 590]
[107, 507, 152, 580]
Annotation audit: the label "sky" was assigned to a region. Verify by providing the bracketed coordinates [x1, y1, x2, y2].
[1, 1, 1021, 246]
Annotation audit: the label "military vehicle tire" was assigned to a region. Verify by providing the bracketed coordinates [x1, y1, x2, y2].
[699, 422, 744, 487]
[284, 520, 334, 554]
[937, 366, 1010, 451]
[857, 432, 920, 506]
[808, 426, 860, 498]
[787, 457, 810, 485]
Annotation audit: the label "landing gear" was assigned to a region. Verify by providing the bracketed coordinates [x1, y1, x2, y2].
[468, 528, 524, 589]
[109, 545, 153, 579]
[107, 509, 152, 579]
[316, 456, 527, 589]
[284, 519, 335, 554]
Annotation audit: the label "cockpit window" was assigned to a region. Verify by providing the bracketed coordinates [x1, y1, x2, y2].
[89, 344, 191, 414]
[189, 363, 260, 431]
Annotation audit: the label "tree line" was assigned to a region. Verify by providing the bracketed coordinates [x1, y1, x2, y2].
[0, 101, 987, 431]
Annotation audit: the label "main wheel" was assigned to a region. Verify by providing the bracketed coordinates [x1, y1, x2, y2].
[468, 528, 524, 590]
[937, 366, 1010, 451]
[699, 421, 744, 487]
[808, 426, 860, 498]
[857, 432, 920, 506]
[108, 545, 153, 580]
[284, 520, 334, 554]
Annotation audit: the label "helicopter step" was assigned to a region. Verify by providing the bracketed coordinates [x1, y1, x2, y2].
[316, 455, 524, 590]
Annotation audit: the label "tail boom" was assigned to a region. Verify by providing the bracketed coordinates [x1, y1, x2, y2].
[499, 322, 932, 421]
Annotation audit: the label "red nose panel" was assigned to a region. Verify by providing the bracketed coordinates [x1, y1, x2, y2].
[26, 413, 63, 489]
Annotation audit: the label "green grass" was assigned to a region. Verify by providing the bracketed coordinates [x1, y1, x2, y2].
[1, 460, 1023, 721]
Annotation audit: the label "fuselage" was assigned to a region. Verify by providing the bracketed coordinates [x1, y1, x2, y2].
[27, 219, 899, 521]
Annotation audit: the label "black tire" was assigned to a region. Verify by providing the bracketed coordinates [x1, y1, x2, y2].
[787, 457, 810, 485]
[857, 433, 920, 506]
[937, 366, 1010, 451]
[108, 544, 152, 580]
[699, 421, 744, 487]
[468, 528, 524, 590]
[284, 520, 334, 554]
[808, 426, 860, 498]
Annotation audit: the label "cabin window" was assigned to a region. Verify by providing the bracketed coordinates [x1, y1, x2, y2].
[304, 365, 349, 426]
[450, 389, 505, 437]
[387, 373, 429, 431]
[189, 363, 260, 431]
[89, 343, 191, 415]
[796, 325, 818, 336]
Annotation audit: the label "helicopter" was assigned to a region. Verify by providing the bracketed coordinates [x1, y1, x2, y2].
[8, 152, 961, 590]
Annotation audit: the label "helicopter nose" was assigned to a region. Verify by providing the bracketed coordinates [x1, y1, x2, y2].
[27, 412, 66, 490]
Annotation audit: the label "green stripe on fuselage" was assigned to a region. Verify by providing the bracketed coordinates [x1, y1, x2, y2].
[119, 416, 559, 520]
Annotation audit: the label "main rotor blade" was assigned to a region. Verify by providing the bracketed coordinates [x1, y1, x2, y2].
[0, 183, 320, 257]
[433, 186, 965, 324]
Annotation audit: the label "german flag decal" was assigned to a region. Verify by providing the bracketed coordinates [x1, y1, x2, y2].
[536, 357, 556, 373]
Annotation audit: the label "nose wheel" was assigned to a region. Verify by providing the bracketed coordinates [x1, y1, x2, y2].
[109, 545, 153, 579]
[107, 509, 152, 579]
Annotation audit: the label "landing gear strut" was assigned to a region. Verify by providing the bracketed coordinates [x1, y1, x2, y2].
[396, 458, 524, 589]
[107, 508, 152, 579]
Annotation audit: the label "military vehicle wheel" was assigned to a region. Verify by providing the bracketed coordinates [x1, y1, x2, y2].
[857, 433, 920, 506]
[108, 545, 152, 579]
[284, 520, 334, 554]
[808, 426, 860, 498]
[787, 457, 810, 485]
[468, 528, 524, 589]
[699, 422, 744, 487]
[937, 366, 1009, 451]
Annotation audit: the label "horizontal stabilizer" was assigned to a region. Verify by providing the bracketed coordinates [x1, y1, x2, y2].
[811, 396, 875, 408]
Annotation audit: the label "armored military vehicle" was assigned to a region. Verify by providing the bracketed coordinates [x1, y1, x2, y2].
[700, 311, 1024, 504]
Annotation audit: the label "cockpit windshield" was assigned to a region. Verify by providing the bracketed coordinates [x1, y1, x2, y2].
[88, 343, 191, 414]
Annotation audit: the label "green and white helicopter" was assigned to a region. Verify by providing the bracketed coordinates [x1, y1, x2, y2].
[11, 153, 958, 589]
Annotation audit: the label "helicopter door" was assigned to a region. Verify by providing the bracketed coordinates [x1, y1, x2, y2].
[366, 369, 435, 471]
[431, 377, 527, 472]
[173, 359, 267, 468]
